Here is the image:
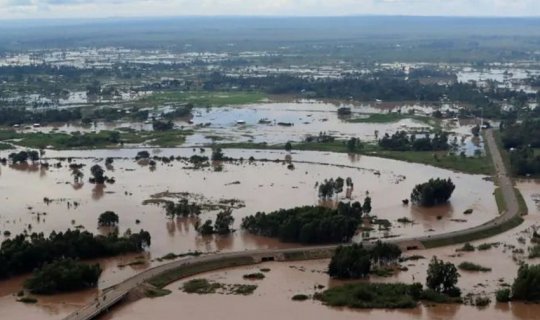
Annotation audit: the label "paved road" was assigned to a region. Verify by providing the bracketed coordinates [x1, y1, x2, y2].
[64, 129, 520, 320]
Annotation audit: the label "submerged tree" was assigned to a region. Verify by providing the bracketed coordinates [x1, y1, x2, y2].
[426, 256, 461, 297]
[98, 211, 119, 227]
[90, 164, 106, 184]
[411, 178, 455, 207]
[214, 209, 235, 235]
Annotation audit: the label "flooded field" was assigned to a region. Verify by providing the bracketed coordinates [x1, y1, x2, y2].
[99, 178, 540, 320]
[0, 148, 499, 318]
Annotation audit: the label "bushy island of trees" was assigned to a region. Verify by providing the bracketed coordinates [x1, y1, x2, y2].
[24, 258, 102, 294]
[328, 243, 402, 278]
[501, 119, 540, 176]
[410, 178, 455, 207]
[318, 250, 462, 309]
[241, 202, 366, 244]
[0, 229, 151, 279]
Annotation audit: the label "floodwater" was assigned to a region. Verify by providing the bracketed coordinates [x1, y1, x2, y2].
[11, 101, 483, 156]
[0, 148, 499, 318]
[103, 178, 540, 320]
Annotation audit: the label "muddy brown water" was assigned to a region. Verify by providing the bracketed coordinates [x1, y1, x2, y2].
[102, 179, 540, 320]
[0, 148, 506, 319]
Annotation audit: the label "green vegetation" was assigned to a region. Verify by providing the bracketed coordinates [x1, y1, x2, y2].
[0, 142, 13, 150]
[494, 188, 506, 214]
[422, 215, 524, 248]
[181, 278, 257, 296]
[98, 211, 119, 227]
[346, 113, 438, 127]
[501, 119, 540, 177]
[411, 178, 455, 207]
[373, 150, 493, 175]
[458, 262, 491, 272]
[147, 256, 255, 288]
[216, 141, 492, 175]
[17, 297, 38, 303]
[292, 294, 309, 301]
[527, 245, 540, 259]
[0, 129, 192, 149]
[512, 264, 540, 301]
[515, 188, 529, 216]
[496, 288, 511, 302]
[196, 208, 235, 235]
[426, 257, 461, 297]
[24, 258, 101, 294]
[136, 91, 266, 107]
[328, 243, 401, 279]
[243, 272, 265, 280]
[241, 203, 361, 244]
[456, 243, 475, 252]
[0, 229, 151, 279]
[182, 279, 222, 294]
[316, 282, 422, 309]
[477, 243, 497, 251]
[144, 287, 172, 298]
[379, 131, 449, 152]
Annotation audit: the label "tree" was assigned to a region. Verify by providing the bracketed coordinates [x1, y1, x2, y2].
[328, 244, 371, 279]
[214, 209, 235, 234]
[71, 168, 84, 183]
[285, 142, 292, 152]
[362, 196, 372, 214]
[90, 164, 106, 184]
[197, 220, 214, 235]
[98, 211, 119, 227]
[426, 256, 461, 297]
[135, 150, 150, 160]
[512, 264, 540, 301]
[211, 147, 225, 161]
[411, 178, 455, 207]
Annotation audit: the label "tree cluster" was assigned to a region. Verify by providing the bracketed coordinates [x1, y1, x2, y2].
[0, 229, 151, 279]
[328, 242, 402, 279]
[197, 209, 235, 235]
[426, 256, 461, 297]
[379, 131, 449, 152]
[241, 203, 361, 244]
[410, 178, 455, 207]
[24, 258, 102, 294]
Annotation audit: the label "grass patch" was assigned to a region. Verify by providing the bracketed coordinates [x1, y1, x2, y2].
[515, 188, 529, 216]
[181, 279, 257, 295]
[372, 150, 492, 175]
[316, 282, 420, 309]
[0, 129, 193, 149]
[217, 140, 490, 175]
[494, 188, 507, 214]
[144, 287, 172, 298]
[0, 142, 13, 150]
[477, 243, 496, 251]
[292, 294, 309, 301]
[420, 289, 462, 303]
[456, 243, 475, 252]
[243, 272, 265, 280]
[458, 262, 492, 272]
[422, 215, 524, 249]
[147, 256, 255, 289]
[136, 91, 266, 107]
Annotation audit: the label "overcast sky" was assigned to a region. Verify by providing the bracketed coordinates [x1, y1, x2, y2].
[1, 0, 539, 20]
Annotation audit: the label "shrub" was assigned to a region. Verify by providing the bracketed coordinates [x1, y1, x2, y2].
[292, 294, 309, 301]
[458, 262, 491, 272]
[456, 243, 475, 252]
[496, 288, 511, 302]
[243, 273, 265, 280]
